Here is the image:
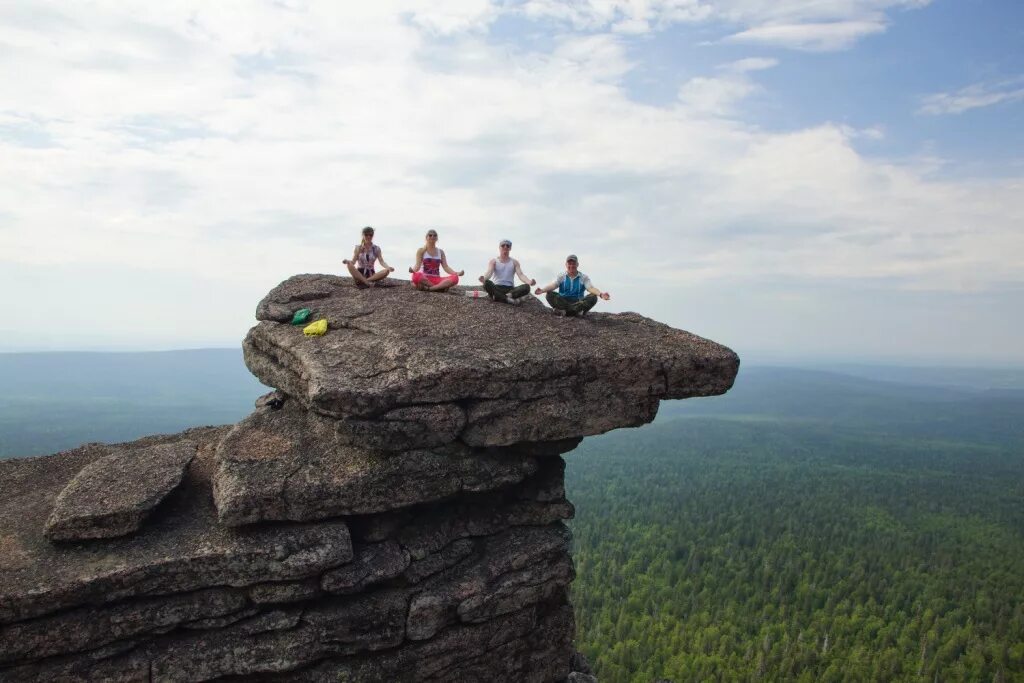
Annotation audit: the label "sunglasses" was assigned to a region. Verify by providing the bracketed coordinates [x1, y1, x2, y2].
[499, 242, 511, 248]
[426, 232, 438, 238]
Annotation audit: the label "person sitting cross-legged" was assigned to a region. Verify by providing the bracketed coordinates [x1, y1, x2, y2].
[478, 238, 536, 303]
[342, 225, 394, 288]
[534, 254, 610, 317]
[409, 229, 464, 292]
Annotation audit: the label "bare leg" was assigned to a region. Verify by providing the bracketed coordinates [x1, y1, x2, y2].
[345, 262, 370, 286]
[367, 269, 389, 283]
[429, 276, 459, 292]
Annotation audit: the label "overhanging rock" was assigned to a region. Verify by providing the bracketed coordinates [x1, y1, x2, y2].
[243, 274, 739, 447]
[1, 273, 739, 682]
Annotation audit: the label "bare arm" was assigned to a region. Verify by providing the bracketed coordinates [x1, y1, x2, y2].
[586, 283, 611, 300]
[534, 278, 559, 295]
[478, 258, 496, 284]
[409, 247, 424, 274]
[440, 250, 465, 277]
[376, 248, 394, 272]
[513, 259, 536, 286]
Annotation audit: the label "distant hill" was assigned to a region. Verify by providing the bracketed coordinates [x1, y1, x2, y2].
[0, 349, 266, 458]
[818, 363, 1024, 391]
[2, 351, 1023, 457]
[662, 366, 1024, 447]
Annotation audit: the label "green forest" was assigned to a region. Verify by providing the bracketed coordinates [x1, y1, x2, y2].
[567, 414, 1024, 682]
[3, 354, 1024, 681]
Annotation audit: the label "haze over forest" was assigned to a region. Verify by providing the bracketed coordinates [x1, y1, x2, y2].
[2, 349, 1022, 681]
[3, 2, 1022, 679]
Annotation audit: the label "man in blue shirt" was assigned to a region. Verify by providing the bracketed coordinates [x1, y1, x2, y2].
[534, 254, 611, 316]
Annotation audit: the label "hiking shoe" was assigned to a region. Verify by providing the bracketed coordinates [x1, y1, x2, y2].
[563, 307, 578, 317]
[494, 292, 508, 303]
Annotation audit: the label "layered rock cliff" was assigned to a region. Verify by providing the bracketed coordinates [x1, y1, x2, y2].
[0, 275, 738, 682]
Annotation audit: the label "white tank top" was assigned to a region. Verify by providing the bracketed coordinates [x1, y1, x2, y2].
[493, 258, 515, 286]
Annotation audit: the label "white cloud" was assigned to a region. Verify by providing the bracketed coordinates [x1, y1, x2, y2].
[514, 0, 929, 50]
[519, 0, 713, 33]
[720, 57, 778, 73]
[678, 76, 758, 116]
[0, 0, 1020, 358]
[674, 57, 778, 116]
[407, 0, 498, 35]
[919, 78, 1024, 115]
[712, 0, 930, 24]
[723, 20, 886, 51]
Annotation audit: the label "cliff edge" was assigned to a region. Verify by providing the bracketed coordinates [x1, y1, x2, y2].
[0, 275, 738, 682]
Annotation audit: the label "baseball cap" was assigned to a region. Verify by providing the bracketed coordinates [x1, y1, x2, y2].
[499, 239, 512, 247]
[565, 254, 578, 263]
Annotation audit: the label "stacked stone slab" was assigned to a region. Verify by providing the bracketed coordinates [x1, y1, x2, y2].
[0, 274, 738, 682]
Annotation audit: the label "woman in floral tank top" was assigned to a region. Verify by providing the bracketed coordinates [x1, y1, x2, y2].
[343, 226, 394, 288]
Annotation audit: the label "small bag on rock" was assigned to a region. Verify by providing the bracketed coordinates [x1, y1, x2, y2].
[303, 319, 328, 336]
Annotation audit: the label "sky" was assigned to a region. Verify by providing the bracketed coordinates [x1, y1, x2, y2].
[1, 0, 1022, 365]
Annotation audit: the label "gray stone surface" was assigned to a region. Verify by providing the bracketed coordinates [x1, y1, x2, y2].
[278, 603, 575, 683]
[570, 650, 594, 674]
[0, 428, 352, 626]
[396, 497, 574, 561]
[404, 538, 476, 585]
[336, 404, 467, 451]
[0, 648, 152, 683]
[248, 578, 323, 605]
[148, 592, 408, 681]
[345, 457, 575, 548]
[0, 272, 741, 682]
[407, 524, 573, 641]
[0, 587, 245, 664]
[321, 540, 410, 595]
[3, 591, 408, 682]
[213, 401, 540, 526]
[182, 606, 261, 631]
[244, 274, 739, 446]
[44, 441, 196, 541]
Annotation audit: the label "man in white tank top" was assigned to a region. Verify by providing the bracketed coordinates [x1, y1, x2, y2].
[478, 239, 536, 303]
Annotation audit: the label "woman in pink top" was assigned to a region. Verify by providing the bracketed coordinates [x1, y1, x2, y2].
[409, 229, 464, 292]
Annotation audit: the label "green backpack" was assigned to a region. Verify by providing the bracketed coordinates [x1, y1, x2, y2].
[290, 308, 312, 325]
